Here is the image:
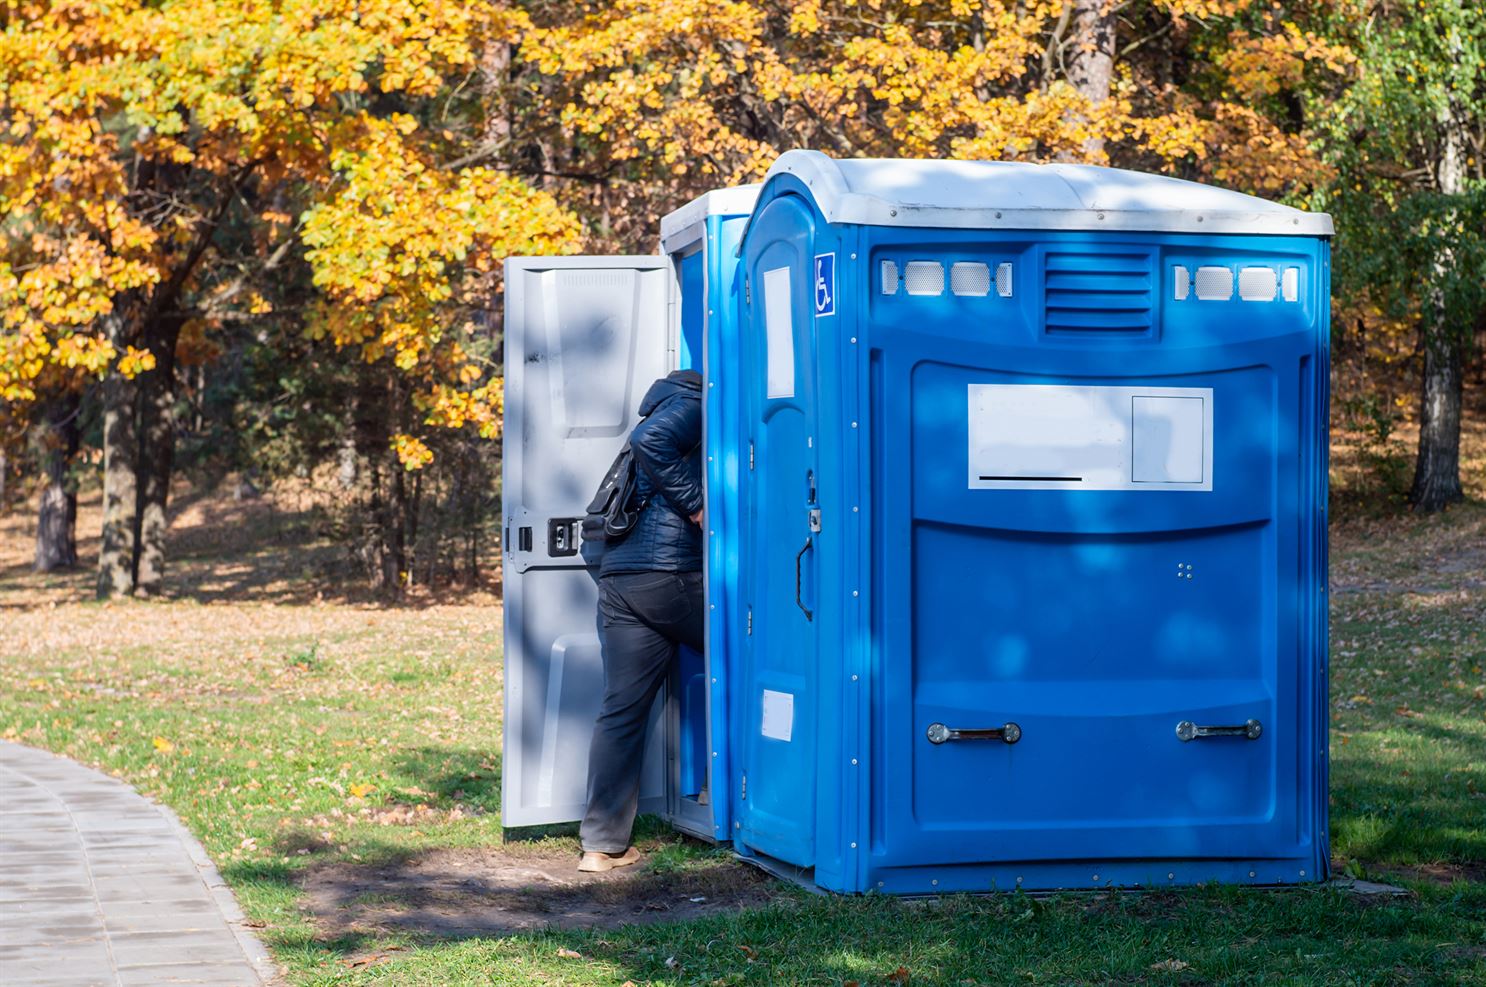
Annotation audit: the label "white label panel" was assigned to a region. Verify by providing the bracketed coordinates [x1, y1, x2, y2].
[1132, 396, 1205, 483]
[968, 384, 1213, 491]
[760, 689, 795, 742]
[763, 266, 795, 399]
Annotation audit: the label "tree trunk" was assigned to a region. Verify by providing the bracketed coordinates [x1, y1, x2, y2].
[97, 364, 140, 598]
[387, 451, 409, 594]
[34, 392, 81, 572]
[1409, 101, 1468, 513]
[337, 432, 358, 489]
[1409, 328, 1464, 511]
[135, 321, 181, 595]
[1067, 0, 1117, 160]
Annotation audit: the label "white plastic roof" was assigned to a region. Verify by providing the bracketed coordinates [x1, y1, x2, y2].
[659, 185, 760, 253]
[762, 150, 1333, 237]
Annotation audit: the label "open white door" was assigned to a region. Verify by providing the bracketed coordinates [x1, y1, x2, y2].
[501, 256, 671, 828]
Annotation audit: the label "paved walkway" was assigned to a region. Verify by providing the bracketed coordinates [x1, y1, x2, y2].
[0, 742, 275, 986]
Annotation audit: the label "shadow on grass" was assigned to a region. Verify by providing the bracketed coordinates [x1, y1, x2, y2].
[1331, 716, 1486, 869]
[388, 745, 503, 814]
[221, 843, 1486, 986]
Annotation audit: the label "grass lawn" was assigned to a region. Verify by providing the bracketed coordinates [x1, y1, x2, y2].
[2, 477, 1484, 985]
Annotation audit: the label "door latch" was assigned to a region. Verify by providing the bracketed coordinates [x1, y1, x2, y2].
[547, 518, 581, 557]
[926, 722, 1022, 745]
[1176, 719, 1262, 741]
[808, 508, 821, 533]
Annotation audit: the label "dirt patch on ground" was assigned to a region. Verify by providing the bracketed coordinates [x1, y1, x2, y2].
[300, 846, 780, 938]
[1373, 862, 1486, 886]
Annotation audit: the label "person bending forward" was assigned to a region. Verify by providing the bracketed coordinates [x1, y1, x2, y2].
[579, 369, 703, 873]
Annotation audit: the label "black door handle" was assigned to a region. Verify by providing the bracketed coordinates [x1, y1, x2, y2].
[926, 722, 1022, 745]
[1176, 719, 1262, 741]
[795, 536, 813, 622]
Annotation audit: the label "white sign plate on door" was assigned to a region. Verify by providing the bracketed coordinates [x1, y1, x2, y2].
[763, 267, 796, 399]
[760, 689, 795, 742]
[968, 384, 1213, 491]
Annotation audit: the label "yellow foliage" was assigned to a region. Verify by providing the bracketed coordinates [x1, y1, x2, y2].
[116, 347, 158, 378]
[2, 0, 1356, 464]
[0, 0, 575, 461]
[392, 433, 435, 471]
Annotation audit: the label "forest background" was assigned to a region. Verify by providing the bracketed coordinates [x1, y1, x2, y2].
[2, 0, 1483, 598]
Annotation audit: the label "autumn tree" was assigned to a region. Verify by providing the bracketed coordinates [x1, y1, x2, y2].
[503, 0, 1352, 256]
[0, 0, 580, 596]
[1317, 0, 1485, 512]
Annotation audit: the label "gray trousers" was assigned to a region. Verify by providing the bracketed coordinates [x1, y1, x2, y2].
[580, 570, 705, 853]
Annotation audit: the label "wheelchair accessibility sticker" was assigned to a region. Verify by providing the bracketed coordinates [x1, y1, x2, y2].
[814, 252, 836, 317]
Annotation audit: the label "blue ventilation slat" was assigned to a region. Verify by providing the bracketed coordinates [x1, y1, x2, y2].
[1044, 250, 1155, 333]
[1045, 253, 1151, 274]
[1044, 273, 1151, 294]
[1046, 309, 1152, 330]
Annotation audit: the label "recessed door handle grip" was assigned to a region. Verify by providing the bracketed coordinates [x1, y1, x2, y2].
[926, 722, 1022, 745]
[1176, 719, 1262, 741]
[795, 536, 813, 622]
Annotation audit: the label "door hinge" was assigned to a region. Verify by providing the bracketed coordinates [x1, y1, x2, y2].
[748, 442, 755, 470]
[747, 608, 753, 635]
[740, 773, 747, 801]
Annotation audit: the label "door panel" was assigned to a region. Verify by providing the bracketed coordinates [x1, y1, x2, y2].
[739, 197, 820, 867]
[502, 257, 671, 828]
[873, 348, 1299, 868]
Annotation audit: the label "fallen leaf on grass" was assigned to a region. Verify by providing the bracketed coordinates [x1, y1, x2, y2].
[737, 944, 758, 962]
[665, 956, 681, 971]
[556, 948, 583, 959]
[343, 954, 388, 969]
[887, 967, 911, 983]
[1150, 959, 1190, 972]
[348, 782, 376, 798]
[241, 919, 266, 929]
[1395, 705, 1420, 718]
[152, 736, 174, 753]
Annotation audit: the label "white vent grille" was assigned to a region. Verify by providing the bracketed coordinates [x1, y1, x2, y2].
[1174, 265, 1190, 301]
[1239, 267, 1277, 302]
[950, 262, 990, 297]
[1282, 267, 1299, 302]
[881, 260, 899, 295]
[904, 261, 944, 296]
[1194, 266, 1233, 301]
[996, 262, 1014, 298]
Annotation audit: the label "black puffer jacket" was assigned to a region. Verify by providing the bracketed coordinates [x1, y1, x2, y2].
[600, 370, 704, 575]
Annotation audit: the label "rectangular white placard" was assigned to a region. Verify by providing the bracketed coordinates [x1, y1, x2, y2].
[763, 266, 795, 399]
[968, 384, 1213, 491]
[1132, 396, 1205, 483]
[760, 689, 795, 742]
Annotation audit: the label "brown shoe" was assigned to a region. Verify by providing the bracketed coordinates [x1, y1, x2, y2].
[578, 847, 642, 873]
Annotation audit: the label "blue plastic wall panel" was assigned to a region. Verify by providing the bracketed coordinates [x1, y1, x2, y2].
[675, 246, 708, 802]
[735, 175, 1329, 894]
[679, 248, 705, 369]
[701, 213, 750, 841]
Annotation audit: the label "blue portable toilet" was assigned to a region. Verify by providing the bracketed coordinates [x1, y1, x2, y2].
[727, 151, 1331, 893]
[503, 151, 1331, 896]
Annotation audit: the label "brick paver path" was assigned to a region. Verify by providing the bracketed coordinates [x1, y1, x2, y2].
[0, 742, 275, 986]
